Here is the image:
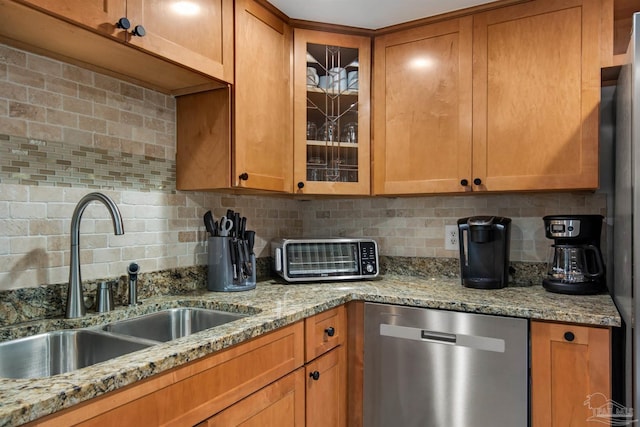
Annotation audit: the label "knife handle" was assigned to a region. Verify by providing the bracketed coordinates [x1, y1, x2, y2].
[245, 231, 255, 255]
[229, 238, 238, 280]
[239, 217, 247, 239]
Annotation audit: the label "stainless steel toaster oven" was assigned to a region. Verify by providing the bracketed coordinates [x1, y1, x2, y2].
[271, 238, 379, 282]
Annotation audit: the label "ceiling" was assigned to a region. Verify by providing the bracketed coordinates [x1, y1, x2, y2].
[267, 0, 498, 30]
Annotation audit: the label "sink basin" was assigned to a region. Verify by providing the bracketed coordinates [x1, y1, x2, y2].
[0, 330, 153, 379]
[102, 308, 248, 342]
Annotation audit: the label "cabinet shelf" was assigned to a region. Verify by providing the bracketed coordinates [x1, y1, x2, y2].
[306, 86, 359, 96]
[306, 140, 358, 148]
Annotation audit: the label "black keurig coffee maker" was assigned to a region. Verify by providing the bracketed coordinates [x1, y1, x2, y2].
[457, 216, 511, 289]
[542, 215, 606, 295]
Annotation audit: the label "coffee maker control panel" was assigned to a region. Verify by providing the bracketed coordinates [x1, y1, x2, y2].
[545, 219, 581, 238]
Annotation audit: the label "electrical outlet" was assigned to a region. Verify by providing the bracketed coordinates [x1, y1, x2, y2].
[444, 225, 459, 250]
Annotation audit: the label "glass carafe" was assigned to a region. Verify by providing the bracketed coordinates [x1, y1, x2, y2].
[547, 244, 604, 283]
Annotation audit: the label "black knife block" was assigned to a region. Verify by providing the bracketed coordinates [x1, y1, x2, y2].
[207, 237, 256, 292]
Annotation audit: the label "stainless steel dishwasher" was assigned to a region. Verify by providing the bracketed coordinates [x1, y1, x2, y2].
[364, 302, 528, 427]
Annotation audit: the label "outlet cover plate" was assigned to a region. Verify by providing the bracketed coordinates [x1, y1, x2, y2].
[445, 225, 459, 250]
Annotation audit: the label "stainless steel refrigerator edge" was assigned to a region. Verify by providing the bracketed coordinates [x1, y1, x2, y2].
[613, 12, 640, 416]
[363, 303, 528, 427]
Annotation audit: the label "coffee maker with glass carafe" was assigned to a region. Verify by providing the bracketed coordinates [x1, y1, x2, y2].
[543, 215, 606, 294]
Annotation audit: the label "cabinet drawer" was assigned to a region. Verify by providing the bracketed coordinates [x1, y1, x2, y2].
[199, 368, 305, 427]
[29, 322, 304, 427]
[305, 305, 346, 362]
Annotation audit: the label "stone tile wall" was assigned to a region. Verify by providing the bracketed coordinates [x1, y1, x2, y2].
[0, 42, 608, 290]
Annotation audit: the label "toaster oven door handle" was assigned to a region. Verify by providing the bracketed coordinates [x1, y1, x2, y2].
[274, 248, 283, 273]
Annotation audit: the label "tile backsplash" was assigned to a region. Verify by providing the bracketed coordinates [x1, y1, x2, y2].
[0, 43, 608, 290]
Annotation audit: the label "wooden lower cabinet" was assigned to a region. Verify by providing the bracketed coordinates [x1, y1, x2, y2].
[531, 320, 612, 427]
[198, 368, 306, 427]
[27, 323, 304, 427]
[305, 346, 347, 427]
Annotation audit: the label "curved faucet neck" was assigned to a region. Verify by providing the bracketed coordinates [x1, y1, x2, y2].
[67, 193, 124, 319]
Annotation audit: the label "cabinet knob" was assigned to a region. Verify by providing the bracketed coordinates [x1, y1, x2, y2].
[564, 331, 575, 342]
[131, 25, 146, 37]
[297, 182, 305, 189]
[309, 370, 320, 381]
[460, 179, 469, 187]
[473, 178, 482, 186]
[239, 173, 249, 181]
[325, 327, 335, 337]
[116, 17, 131, 30]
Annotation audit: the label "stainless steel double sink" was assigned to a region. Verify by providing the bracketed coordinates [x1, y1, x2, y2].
[0, 308, 250, 379]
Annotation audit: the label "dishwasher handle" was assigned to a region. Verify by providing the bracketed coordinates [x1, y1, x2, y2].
[421, 330, 457, 344]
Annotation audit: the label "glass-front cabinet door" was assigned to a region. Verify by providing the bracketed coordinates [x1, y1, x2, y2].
[293, 29, 371, 195]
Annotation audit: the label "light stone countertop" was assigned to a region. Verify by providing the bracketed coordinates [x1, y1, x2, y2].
[0, 275, 621, 426]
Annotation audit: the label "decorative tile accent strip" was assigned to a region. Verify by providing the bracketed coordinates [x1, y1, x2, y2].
[0, 134, 176, 192]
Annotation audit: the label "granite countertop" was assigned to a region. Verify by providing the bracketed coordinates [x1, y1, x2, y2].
[0, 275, 621, 426]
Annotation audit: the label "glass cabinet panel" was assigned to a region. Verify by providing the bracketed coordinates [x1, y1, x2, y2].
[305, 43, 360, 183]
[294, 30, 371, 195]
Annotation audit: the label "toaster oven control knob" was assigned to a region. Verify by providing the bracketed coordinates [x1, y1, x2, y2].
[325, 327, 335, 337]
[365, 263, 375, 273]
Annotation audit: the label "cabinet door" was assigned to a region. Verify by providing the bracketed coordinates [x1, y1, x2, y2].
[200, 368, 305, 427]
[127, 0, 233, 83]
[234, 0, 292, 192]
[531, 321, 611, 427]
[15, 0, 127, 39]
[306, 346, 347, 427]
[293, 29, 371, 195]
[472, 0, 600, 192]
[373, 17, 473, 195]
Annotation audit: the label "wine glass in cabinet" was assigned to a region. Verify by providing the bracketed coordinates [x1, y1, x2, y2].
[293, 29, 371, 195]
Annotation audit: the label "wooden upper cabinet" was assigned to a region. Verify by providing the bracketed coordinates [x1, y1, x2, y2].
[13, 0, 233, 84]
[233, 0, 292, 192]
[127, 0, 234, 83]
[176, 0, 291, 192]
[472, 0, 600, 192]
[293, 29, 371, 195]
[531, 321, 611, 427]
[374, 0, 600, 195]
[373, 17, 473, 195]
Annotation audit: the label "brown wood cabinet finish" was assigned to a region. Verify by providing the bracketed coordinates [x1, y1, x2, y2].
[176, 0, 292, 192]
[234, 0, 293, 192]
[27, 322, 304, 427]
[373, 17, 473, 195]
[293, 29, 372, 195]
[304, 305, 346, 363]
[305, 346, 347, 427]
[15, 0, 233, 83]
[374, 0, 601, 195]
[472, 0, 600, 192]
[176, 88, 232, 190]
[176, 0, 293, 192]
[531, 320, 612, 427]
[199, 368, 306, 427]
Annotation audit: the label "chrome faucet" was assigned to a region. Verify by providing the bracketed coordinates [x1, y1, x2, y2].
[66, 192, 124, 318]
